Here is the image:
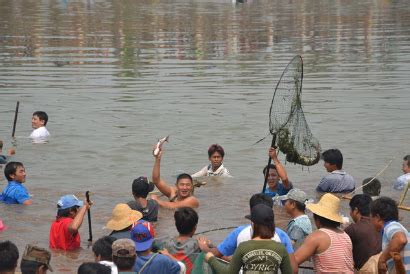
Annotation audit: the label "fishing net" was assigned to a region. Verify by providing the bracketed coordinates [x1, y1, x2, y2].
[270, 55, 321, 166]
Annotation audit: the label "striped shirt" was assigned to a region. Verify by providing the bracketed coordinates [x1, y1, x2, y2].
[312, 228, 354, 273]
[382, 221, 410, 271]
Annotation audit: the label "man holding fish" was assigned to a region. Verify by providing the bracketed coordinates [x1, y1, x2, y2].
[151, 140, 199, 209]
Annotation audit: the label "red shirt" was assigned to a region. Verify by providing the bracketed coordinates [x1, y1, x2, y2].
[49, 217, 80, 250]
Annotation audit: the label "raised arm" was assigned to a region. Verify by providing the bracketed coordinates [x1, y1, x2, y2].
[152, 148, 174, 198]
[68, 201, 91, 235]
[269, 147, 290, 188]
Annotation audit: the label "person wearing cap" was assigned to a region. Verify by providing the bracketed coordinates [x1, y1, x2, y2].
[345, 194, 381, 272]
[49, 194, 91, 250]
[191, 144, 231, 178]
[112, 239, 137, 273]
[263, 147, 292, 198]
[205, 204, 293, 273]
[0, 161, 32, 205]
[370, 197, 410, 273]
[199, 193, 298, 273]
[294, 193, 354, 273]
[151, 146, 199, 209]
[316, 148, 355, 193]
[92, 236, 118, 274]
[127, 176, 159, 222]
[131, 220, 181, 274]
[106, 203, 143, 240]
[20, 244, 53, 274]
[280, 188, 312, 248]
[0, 240, 19, 274]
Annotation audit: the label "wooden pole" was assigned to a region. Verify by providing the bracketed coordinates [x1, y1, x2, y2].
[85, 191, 92, 243]
[12, 101, 19, 138]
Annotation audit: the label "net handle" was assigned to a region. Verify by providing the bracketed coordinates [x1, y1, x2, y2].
[261, 135, 276, 193]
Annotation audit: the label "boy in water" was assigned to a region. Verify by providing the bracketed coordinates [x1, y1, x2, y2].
[0, 140, 15, 165]
[0, 161, 32, 205]
[49, 194, 91, 250]
[127, 176, 159, 222]
[362, 177, 381, 199]
[30, 111, 50, 141]
[191, 144, 231, 177]
[263, 147, 292, 198]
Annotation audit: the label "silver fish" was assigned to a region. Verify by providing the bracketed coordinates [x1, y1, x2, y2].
[153, 135, 169, 156]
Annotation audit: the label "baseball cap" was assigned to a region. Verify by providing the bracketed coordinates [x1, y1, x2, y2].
[22, 244, 53, 272]
[131, 220, 155, 252]
[245, 204, 274, 226]
[57, 195, 83, 210]
[112, 239, 136, 257]
[132, 176, 155, 197]
[279, 188, 308, 204]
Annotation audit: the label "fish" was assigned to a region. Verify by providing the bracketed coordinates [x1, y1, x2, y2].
[153, 135, 169, 156]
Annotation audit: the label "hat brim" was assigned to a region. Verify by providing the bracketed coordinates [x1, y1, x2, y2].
[306, 203, 343, 223]
[278, 194, 289, 201]
[135, 238, 154, 252]
[105, 210, 143, 231]
[244, 214, 251, 220]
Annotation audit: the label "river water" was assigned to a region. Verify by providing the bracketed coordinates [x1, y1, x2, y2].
[0, 0, 410, 271]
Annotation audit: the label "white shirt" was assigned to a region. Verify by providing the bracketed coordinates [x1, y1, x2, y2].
[394, 173, 410, 190]
[29, 126, 50, 143]
[191, 163, 231, 178]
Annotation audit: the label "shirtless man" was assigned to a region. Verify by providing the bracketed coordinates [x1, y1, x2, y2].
[151, 147, 199, 209]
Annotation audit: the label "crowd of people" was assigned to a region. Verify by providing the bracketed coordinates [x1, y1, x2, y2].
[1, 111, 410, 273]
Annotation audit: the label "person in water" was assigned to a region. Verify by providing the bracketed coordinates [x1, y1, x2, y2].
[30, 111, 50, 142]
[191, 144, 231, 178]
[0, 140, 15, 165]
[316, 148, 355, 193]
[0, 161, 32, 205]
[127, 176, 159, 222]
[105, 203, 143, 240]
[263, 147, 292, 198]
[151, 146, 199, 209]
[393, 155, 410, 191]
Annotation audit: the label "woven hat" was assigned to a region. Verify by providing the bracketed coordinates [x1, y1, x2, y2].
[106, 203, 143, 231]
[306, 193, 343, 223]
[22, 244, 53, 272]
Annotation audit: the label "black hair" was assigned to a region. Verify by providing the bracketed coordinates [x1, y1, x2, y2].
[262, 164, 277, 175]
[92, 236, 116, 261]
[174, 207, 198, 235]
[4, 161, 24, 181]
[362, 177, 381, 197]
[290, 200, 306, 212]
[321, 149, 343, 169]
[370, 197, 399, 222]
[208, 144, 225, 158]
[249, 193, 273, 209]
[21, 260, 46, 274]
[132, 179, 150, 198]
[176, 173, 193, 183]
[33, 111, 48, 126]
[112, 255, 136, 271]
[57, 206, 79, 217]
[252, 223, 275, 239]
[349, 194, 372, 216]
[77, 262, 111, 274]
[404, 155, 410, 167]
[0, 240, 19, 272]
[313, 213, 340, 228]
[0, 140, 3, 150]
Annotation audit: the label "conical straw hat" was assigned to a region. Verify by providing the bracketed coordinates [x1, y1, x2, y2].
[306, 193, 343, 223]
[106, 204, 143, 231]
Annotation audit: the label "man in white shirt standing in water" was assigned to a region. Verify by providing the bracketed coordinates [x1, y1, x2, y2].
[30, 111, 50, 142]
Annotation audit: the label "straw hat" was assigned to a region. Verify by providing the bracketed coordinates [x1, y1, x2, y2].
[306, 193, 343, 223]
[106, 204, 143, 231]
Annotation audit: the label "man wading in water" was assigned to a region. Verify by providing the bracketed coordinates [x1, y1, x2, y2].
[151, 146, 199, 209]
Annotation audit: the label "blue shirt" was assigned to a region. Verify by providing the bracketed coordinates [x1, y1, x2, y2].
[133, 253, 180, 274]
[264, 181, 292, 198]
[217, 224, 294, 256]
[316, 170, 355, 193]
[382, 221, 410, 271]
[0, 181, 30, 204]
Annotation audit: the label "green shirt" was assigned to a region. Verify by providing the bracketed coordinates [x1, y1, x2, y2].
[208, 239, 293, 274]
